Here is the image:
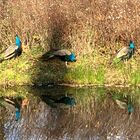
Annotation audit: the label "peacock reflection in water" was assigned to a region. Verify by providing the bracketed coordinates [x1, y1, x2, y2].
[0, 86, 140, 140]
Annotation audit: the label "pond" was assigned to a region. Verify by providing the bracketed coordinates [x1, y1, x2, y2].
[0, 86, 140, 140]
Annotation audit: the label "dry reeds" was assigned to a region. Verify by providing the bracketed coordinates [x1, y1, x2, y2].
[0, 0, 140, 56]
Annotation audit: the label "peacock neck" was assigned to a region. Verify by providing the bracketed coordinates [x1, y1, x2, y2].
[15, 36, 21, 48]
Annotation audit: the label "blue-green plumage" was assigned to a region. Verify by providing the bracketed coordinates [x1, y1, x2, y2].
[40, 95, 76, 108]
[0, 97, 22, 121]
[15, 106, 21, 121]
[40, 49, 76, 62]
[113, 40, 135, 63]
[55, 96, 76, 106]
[0, 35, 22, 63]
[127, 103, 134, 114]
[113, 95, 134, 114]
[15, 35, 21, 48]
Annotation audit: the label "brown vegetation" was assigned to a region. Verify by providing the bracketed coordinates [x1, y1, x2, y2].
[1, 0, 140, 56]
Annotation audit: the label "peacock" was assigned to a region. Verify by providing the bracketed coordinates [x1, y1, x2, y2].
[0, 97, 22, 121]
[55, 96, 76, 106]
[112, 95, 134, 115]
[40, 95, 76, 108]
[0, 35, 22, 63]
[115, 99, 134, 115]
[40, 49, 76, 63]
[113, 40, 135, 63]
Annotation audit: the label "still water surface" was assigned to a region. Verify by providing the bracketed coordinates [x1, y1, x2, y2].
[0, 86, 140, 140]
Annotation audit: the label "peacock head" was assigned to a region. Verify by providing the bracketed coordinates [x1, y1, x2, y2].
[129, 40, 135, 49]
[15, 35, 21, 48]
[127, 103, 134, 114]
[68, 53, 76, 62]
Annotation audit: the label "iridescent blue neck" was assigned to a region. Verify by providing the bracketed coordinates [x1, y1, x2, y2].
[129, 41, 135, 49]
[15, 35, 21, 48]
[68, 53, 76, 61]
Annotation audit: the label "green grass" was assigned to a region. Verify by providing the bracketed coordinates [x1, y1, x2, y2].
[130, 69, 140, 85]
[0, 45, 44, 86]
[64, 63, 105, 84]
[0, 45, 140, 87]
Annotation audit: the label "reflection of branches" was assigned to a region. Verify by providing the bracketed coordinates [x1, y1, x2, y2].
[1, 87, 140, 139]
[2, 95, 139, 139]
[0, 108, 6, 140]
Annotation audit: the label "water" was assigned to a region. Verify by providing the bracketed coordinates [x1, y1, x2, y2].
[0, 86, 140, 140]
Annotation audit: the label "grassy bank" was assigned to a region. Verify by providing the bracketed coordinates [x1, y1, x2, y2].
[0, 45, 140, 86]
[1, 0, 140, 86]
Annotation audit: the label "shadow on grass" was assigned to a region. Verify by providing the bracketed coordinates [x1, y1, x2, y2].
[30, 13, 72, 86]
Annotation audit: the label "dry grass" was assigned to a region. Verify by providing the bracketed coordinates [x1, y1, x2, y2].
[1, 0, 140, 54]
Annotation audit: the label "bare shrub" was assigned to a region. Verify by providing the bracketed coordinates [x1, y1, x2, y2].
[0, 0, 140, 56]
